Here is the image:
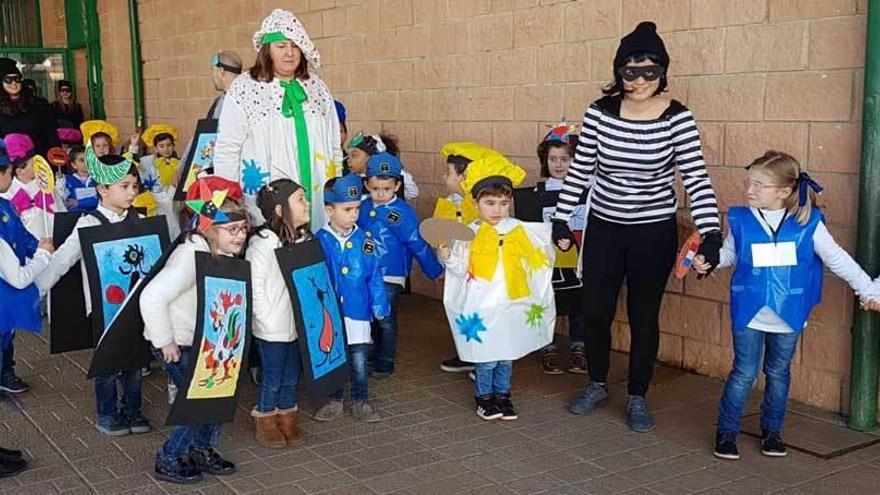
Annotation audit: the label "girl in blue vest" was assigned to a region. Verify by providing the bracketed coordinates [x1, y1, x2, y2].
[692, 151, 880, 461]
[0, 139, 54, 478]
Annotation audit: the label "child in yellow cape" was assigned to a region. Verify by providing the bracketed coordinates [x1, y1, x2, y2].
[438, 148, 556, 421]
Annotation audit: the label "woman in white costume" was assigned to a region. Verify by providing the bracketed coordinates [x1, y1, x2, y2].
[213, 9, 343, 227]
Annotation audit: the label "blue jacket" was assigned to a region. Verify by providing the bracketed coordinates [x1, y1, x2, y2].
[64, 173, 98, 213]
[315, 226, 390, 322]
[0, 198, 41, 336]
[729, 206, 823, 333]
[357, 197, 443, 280]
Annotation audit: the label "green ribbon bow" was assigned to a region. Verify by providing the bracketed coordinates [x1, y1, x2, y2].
[279, 79, 312, 202]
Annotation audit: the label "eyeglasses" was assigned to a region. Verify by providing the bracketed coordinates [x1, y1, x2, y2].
[2, 75, 22, 85]
[743, 178, 788, 194]
[59, 87, 72, 93]
[216, 224, 248, 236]
[617, 65, 665, 82]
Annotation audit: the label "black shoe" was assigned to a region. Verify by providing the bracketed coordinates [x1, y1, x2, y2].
[189, 446, 236, 475]
[154, 456, 203, 484]
[475, 395, 502, 420]
[0, 446, 23, 462]
[496, 393, 518, 421]
[761, 430, 787, 457]
[441, 357, 475, 373]
[0, 457, 27, 479]
[0, 375, 29, 394]
[713, 431, 740, 460]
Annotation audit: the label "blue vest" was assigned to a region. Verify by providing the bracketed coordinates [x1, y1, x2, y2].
[315, 226, 390, 322]
[64, 173, 98, 213]
[357, 197, 443, 280]
[0, 198, 42, 335]
[729, 206, 823, 333]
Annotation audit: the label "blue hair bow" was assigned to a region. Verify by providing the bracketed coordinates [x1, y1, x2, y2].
[797, 172, 823, 207]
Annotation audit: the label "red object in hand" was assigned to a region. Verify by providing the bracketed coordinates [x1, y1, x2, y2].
[105, 284, 126, 304]
[674, 232, 702, 279]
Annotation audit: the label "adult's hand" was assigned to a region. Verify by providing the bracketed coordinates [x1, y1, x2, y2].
[551, 220, 576, 252]
[696, 231, 722, 278]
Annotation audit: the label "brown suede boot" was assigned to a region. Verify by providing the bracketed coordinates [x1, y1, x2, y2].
[251, 409, 286, 449]
[277, 407, 305, 447]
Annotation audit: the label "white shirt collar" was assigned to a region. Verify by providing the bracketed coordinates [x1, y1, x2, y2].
[544, 178, 564, 191]
[322, 223, 358, 247]
[96, 204, 129, 222]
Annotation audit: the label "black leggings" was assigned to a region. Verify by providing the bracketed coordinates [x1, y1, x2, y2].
[580, 214, 678, 397]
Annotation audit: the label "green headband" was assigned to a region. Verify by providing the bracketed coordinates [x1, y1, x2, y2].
[261, 31, 290, 45]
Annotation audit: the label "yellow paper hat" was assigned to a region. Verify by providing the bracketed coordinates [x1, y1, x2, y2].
[80, 120, 120, 147]
[443, 143, 525, 197]
[142, 123, 180, 147]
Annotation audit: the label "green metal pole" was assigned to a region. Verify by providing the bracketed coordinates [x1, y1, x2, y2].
[849, 0, 880, 432]
[127, 0, 145, 129]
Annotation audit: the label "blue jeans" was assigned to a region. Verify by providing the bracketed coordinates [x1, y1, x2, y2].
[254, 338, 301, 413]
[370, 282, 401, 373]
[94, 368, 143, 420]
[0, 335, 13, 379]
[332, 344, 369, 402]
[153, 347, 221, 460]
[717, 327, 800, 435]
[544, 314, 586, 350]
[474, 361, 512, 398]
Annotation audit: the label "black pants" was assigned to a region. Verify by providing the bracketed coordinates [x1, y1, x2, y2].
[580, 214, 677, 397]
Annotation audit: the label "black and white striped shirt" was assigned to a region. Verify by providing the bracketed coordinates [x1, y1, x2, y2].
[554, 96, 720, 235]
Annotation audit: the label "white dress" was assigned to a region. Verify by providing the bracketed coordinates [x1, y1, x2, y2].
[213, 73, 343, 227]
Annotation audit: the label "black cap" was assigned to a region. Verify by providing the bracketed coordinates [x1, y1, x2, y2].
[614, 22, 669, 70]
[57, 79, 73, 91]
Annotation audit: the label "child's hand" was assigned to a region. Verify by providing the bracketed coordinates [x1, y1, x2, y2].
[38, 237, 54, 254]
[861, 298, 880, 313]
[692, 254, 711, 275]
[161, 343, 181, 363]
[129, 132, 141, 148]
[66, 198, 77, 208]
[557, 238, 572, 252]
[438, 244, 451, 261]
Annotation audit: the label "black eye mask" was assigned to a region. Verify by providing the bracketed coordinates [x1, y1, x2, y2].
[618, 65, 665, 82]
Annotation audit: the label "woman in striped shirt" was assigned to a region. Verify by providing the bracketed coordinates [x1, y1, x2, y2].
[552, 22, 722, 432]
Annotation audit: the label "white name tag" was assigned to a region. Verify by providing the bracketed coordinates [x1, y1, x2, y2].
[75, 187, 97, 200]
[752, 242, 797, 268]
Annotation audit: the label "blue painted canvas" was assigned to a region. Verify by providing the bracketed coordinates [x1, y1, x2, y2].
[291, 263, 346, 380]
[92, 234, 163, 330]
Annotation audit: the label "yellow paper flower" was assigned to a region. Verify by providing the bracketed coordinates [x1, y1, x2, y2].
[468, 223, 548, 300]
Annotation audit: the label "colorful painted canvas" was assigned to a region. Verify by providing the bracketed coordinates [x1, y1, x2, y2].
[92, 234, 163, 329]
[275, 239, 349, 396]
[174, 119, 218, 201]
[168, 252, 252, 426]
[82, 215, 171, 377]
[186, 276, 248, 399]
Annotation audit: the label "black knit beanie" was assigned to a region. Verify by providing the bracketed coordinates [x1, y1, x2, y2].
[614, 22, 669, 70]
[0, 58, 21, 79]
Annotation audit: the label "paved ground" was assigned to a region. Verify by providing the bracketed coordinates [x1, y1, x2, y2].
[2, 294, 880, 495]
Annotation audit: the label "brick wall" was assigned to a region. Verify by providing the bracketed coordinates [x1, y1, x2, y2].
[83, 0, 869, 413]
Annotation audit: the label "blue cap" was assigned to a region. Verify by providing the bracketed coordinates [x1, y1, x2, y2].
[365, 152, 403, 180]
[324, 173, 363, 204]
[334, 100, 346, 124]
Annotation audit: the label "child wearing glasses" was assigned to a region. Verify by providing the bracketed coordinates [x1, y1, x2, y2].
[692, 151, 880, 461]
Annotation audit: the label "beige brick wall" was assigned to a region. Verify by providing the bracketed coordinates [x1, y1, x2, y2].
[84, 0, 869, 413]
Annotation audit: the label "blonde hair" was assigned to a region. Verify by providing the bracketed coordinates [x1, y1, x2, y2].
[747, 150, 816, 225]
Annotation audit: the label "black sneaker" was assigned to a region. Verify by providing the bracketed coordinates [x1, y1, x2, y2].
[0, 457, 26, 479]
[761, 430, 787, 457]
[0, 375, 29, 394]
[189, 446, 236, 475]
[441, 357, 475, 373]
[540, 350, 563, 375]
[713, 431, 740, 460]
[154, 456, 203, 484]
[496, 394, 518, 421]
[0, 446, 23, 462]
[475, 395, 502, 420]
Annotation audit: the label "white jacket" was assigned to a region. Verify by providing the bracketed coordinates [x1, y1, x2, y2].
[140, 235, 210, 348]
[245, 230, 297, 342]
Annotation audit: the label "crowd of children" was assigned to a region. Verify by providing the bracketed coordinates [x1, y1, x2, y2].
[4, 20, 880, 485]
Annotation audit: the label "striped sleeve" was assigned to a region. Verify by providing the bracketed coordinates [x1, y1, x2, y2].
[669, 111, 720, 234]
[553, 105, 599, 222]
